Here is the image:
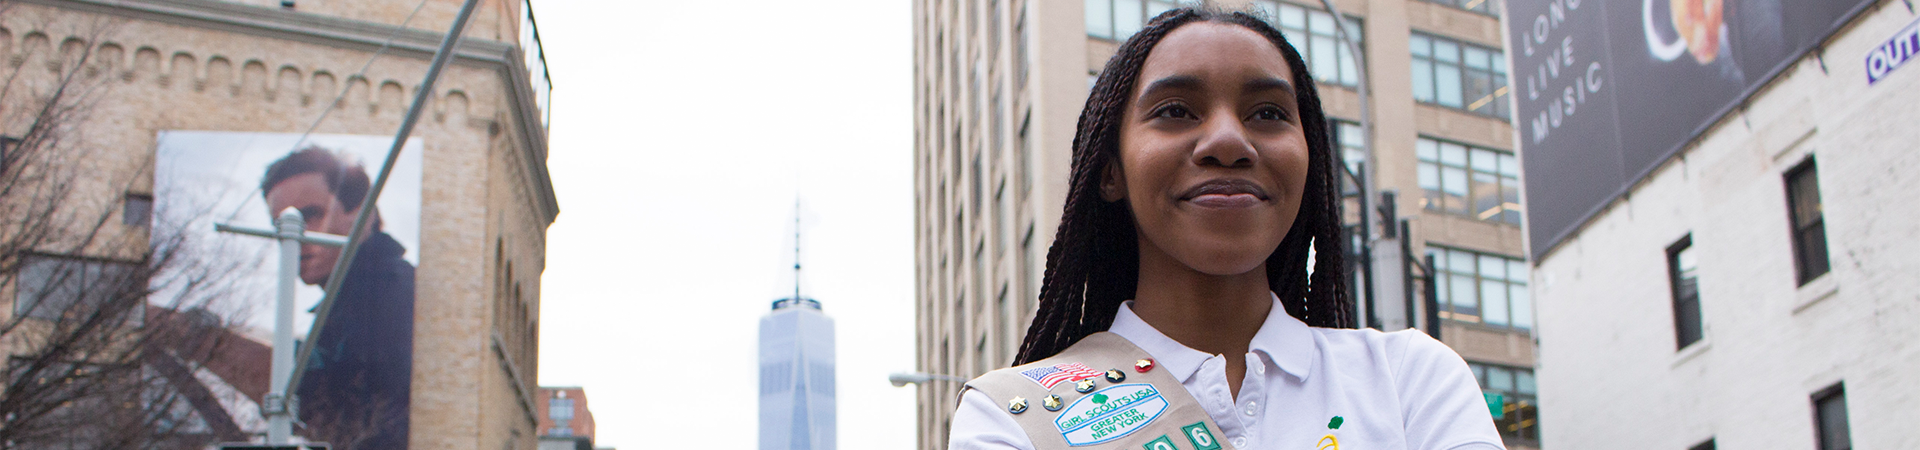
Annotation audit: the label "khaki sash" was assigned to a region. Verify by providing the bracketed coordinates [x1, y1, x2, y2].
[963, 332, 1238, 450]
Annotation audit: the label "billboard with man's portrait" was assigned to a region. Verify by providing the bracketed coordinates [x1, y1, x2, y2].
[154, 131, 423, 449]
[1507, 0, 1875, 259]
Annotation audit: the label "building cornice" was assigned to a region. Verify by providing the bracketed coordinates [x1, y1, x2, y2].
[24, 0, 561, 223]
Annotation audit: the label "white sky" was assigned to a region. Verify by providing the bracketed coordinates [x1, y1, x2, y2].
[532, 1, 918, 448]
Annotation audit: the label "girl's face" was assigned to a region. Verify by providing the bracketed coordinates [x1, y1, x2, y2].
[1107, 22, 1311, 277]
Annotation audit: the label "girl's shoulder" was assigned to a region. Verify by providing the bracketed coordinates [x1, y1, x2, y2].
[1306, 326, 1472, 376]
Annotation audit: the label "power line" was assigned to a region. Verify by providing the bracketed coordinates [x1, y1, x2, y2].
[222, 0, 434, 223]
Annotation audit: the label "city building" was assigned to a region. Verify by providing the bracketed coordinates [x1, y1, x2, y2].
[911, 0, 1536, 448]
[538, 387, 609, 450]
[1521, 0, 1918, 449]
[759, 297, 837, 450]
[0, 0, 555, 448]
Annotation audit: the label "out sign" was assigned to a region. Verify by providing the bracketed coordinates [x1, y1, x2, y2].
[1866, 16, 1920, 84]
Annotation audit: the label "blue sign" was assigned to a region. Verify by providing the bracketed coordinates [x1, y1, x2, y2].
[1867, 16, 1920, 84]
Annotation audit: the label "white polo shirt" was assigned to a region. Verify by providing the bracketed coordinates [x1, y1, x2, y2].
[949, 296, 1505, 450]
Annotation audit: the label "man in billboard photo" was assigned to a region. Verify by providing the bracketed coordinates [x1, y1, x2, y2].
[261, 147, 415, 449]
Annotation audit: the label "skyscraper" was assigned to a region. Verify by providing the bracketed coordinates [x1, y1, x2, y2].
[758, 297, 836, 450]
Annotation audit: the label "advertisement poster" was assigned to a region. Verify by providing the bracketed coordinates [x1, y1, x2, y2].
[155, 131, 423, 449]
[1508, 0, 1874, 259]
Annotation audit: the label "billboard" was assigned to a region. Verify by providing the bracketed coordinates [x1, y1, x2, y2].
[1508, 0, 1875, 259]
[155, 131, 423, 449]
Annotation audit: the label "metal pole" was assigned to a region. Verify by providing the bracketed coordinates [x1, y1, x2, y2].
[267, 208, 302, 444]
[289, 0, 482, 396]
[1399, 220, 1418, 333]
[1423, 254, 1442, 340]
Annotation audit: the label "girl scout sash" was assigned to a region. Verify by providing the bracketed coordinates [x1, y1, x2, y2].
[962, 332, 1238, 450]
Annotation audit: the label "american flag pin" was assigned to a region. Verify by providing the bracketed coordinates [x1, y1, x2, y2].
[1020, 362, 1104, 390]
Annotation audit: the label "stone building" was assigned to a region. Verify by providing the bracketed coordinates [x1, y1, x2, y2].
[910, 0, 1536, 448]
[1528, 1, 1920, 449]
[0, 0, 555, 448]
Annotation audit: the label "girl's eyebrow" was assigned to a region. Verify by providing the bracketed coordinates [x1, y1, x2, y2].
[1138, 75, 1203, 101]
[1243, 77, 1294, 97]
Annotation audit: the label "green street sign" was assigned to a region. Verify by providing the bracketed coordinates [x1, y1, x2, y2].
[1484, 392, 1506, 420]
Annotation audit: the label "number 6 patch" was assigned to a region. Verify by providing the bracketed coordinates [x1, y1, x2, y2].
[1181, 422, 1221, 450]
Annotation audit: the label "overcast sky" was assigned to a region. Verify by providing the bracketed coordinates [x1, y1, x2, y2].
[532, 1, 918, 448]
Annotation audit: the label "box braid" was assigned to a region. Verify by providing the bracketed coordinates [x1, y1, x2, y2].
[1014, 7, 1352, 365]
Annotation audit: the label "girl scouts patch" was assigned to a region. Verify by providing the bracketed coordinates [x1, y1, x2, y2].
[1052, 383, 1169, 446]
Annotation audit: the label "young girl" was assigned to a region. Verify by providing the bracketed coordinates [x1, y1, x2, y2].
[949, 8, 1502, 450]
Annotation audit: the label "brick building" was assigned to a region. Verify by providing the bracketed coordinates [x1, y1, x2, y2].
[0, 0, 556, 448]
[537, 387, 607, 450]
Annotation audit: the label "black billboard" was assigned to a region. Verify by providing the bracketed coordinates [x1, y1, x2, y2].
[1508, 0, 1876, 260]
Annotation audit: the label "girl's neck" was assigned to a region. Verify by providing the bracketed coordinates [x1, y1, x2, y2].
[1128, 239, 1272, 358]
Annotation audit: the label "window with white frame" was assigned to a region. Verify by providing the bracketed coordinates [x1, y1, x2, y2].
[1410, 32, 1509, 119]
[1427, 246, 1529, 329]
[1254, 1, 1363, 87]
[1415, 0, 1502, 16]
[1417, 137, 1520, 225]
[1086, 0, 1203, 41]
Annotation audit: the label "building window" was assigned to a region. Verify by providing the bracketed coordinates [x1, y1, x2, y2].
[549, 397, 574, 425]
[1427, 246, 1529, 329]
[1410, 32, 1509, 119]
[123, 193, 153, 227]
[1413, 0, 1502, 16]
[1690, 438, 1716, 450]
[1667, 235, 1703, 349]
[1784, 159, 1829, 285]
[1086, 0, 1201, 41]
[1255, 1, 1363, 87]
[1332, 120, 1365, 175]
[1469, 363, 1538, 444]
[13, 255, 141, 321]
[1812, 383, 1851, 450]
[1416, 138, 1520, 225]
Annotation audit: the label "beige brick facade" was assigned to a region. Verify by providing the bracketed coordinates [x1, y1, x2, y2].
[0, 0, 555, 448]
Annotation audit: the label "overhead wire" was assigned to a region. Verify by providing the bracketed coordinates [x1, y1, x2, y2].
[222, 0, 435, 223]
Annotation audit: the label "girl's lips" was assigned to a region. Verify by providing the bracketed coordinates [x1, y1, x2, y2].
[1187, 193, 1263, 208]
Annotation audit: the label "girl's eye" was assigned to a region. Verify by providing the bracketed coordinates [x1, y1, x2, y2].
[1251, 106, 1288, 122]
[1153, 104, 1194, 120]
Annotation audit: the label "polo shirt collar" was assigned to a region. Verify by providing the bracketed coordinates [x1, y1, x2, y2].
[1107, 294, 1317, 384]
[1248, 292, 1317, 382]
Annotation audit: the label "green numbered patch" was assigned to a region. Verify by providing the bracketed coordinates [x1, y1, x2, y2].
[1144, 434, 1179, 450]
[1181, 422, 1221, 450]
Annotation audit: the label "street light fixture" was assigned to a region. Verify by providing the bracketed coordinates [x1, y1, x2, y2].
[889, 372, 969, 387]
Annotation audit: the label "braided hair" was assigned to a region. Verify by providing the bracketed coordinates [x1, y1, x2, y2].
[1014, 7, 1352, 365]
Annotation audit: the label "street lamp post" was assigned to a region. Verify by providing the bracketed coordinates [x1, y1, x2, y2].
[214, 209, 347, 444]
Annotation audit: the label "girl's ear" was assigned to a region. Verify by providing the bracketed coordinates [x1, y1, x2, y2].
[1099, 159, 1127, 202]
